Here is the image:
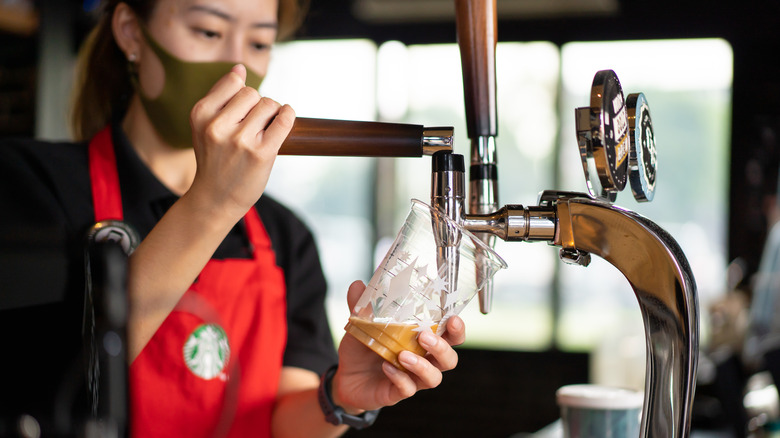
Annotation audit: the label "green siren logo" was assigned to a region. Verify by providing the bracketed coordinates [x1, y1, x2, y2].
[183, 324, 230, 380]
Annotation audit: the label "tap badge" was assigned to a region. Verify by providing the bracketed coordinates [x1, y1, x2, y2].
[639, 105, 657, 186]
[627, 92, 657, 202]
[594, 70, 629, 193]
[611, 93, 629, 169]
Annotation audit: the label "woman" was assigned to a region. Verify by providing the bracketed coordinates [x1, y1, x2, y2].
[0, 0, 465, 436]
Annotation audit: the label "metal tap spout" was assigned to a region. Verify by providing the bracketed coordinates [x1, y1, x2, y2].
[555, 196, 699, 438]
[463, 205, 556, 242]
[460, 192, 698, 437]
[431, 152, 465, 303]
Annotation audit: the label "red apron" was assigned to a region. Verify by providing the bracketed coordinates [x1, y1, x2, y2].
[89, 126, 288, 438]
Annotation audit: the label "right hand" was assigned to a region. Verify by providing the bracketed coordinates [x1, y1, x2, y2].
[187, 64, 295, 221]
[332, 281, 464, 413]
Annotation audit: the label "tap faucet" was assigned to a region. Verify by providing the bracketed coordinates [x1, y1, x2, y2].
[461, 192, 699, 437]
[431, 152, 466, 306]
[432, 61, 698, 436]
[455, 0, 499, 314]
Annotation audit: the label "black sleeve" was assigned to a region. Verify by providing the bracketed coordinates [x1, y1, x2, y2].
[256, 196, 339, 376]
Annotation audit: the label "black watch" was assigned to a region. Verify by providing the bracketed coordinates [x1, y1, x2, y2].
[317, 365, 380, 429]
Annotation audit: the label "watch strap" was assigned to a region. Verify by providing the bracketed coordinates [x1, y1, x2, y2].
[317, 365, 380, 429]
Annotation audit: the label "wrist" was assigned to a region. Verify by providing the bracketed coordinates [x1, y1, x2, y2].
[330, 370, 364, 416]
[317, 365, 379, 429]
[179, 188, 246, 231]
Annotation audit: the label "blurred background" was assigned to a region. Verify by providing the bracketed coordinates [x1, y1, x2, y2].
[2, 0, 779, 436]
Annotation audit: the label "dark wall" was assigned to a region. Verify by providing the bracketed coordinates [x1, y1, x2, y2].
[345, 349, 589, 437]
[0, 33, 37, 137]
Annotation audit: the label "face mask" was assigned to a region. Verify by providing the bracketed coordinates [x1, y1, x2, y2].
[132, 29, 264, 149]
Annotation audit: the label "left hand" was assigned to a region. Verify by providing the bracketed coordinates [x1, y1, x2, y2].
[331, 280, 466, 413]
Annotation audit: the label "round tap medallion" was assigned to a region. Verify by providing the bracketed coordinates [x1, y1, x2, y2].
[590, 69, 629, 195]
[183, 323, 231, 380]
[627, 92, 657, 202]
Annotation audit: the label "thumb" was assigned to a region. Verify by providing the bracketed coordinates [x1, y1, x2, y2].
[231, 64, 247, 83]
[346, 280, 366, 311]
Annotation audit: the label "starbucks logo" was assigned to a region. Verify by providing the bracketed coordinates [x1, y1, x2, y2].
[183, 324, 230, 380]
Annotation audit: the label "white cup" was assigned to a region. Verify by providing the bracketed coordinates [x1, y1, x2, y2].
[556, 384, 643, 438]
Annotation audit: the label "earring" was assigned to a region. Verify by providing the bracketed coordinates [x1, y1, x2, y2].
[127, 53, 139, 81]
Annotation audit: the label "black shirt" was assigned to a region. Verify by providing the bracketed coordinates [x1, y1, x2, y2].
[0, 126, 338, 424]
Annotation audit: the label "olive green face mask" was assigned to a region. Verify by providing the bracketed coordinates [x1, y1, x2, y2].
[133, 30, 264, 149]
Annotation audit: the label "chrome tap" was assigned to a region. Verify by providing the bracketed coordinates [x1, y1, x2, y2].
[455, 0, 499, 314]
[431, 152, 466, 307]
[451, 182, 698, 438]
[462, 191, 698, 437]
[433, 62, 698, 436]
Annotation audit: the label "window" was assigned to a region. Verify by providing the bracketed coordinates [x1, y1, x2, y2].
[557, 39, 732, 387]
[260, 40, 378, 331]
[378, 41, 561, 350]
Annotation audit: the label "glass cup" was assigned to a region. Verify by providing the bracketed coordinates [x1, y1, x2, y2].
[345, 199, 507, 369]
[556, 384, 644, 438]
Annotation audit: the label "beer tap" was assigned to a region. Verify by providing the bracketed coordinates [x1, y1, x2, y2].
[273, 3, 697, 436]
[455, 0, 499, 314]
[445, 60, 697, 436]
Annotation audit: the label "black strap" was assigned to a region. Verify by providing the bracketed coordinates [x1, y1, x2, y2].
[317, 365, 380, 429]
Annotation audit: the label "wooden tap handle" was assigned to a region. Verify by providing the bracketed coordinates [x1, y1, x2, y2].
[455, 0, 498, 138]
[280, 117, 426, 157]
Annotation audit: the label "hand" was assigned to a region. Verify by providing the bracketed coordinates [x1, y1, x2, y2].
[331, 281, 466, 413]
[188, 64, 295, 221]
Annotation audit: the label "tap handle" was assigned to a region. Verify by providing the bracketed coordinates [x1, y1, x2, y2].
[455, 0, 498, 138]
[626, 93, 657, 202]
[575, 69, 629, 202]
[281, 117, 452, 157]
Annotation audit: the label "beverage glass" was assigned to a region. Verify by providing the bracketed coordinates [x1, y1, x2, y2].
[556, 384, 643, 438]
[345, 199, 507, 369]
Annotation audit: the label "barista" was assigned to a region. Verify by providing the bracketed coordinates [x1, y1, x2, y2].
[0, 0, 465, 436]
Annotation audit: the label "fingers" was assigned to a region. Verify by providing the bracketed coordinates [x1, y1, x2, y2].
[259, 103, 295, 150]
[380, 332, 459, 402]
[418, 331, 458, 372]
[441, 316, 466, 346]
[191, 65, 250, 125]
[191, 64, 293, 154]
[346, 280, 366, 311]
[381, 361, 418, 400]
[231, 64, 247, 82]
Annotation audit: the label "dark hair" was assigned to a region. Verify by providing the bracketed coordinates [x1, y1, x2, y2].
[70, 0, 307, 141]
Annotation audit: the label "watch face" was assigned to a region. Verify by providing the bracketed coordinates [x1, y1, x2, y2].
[591, 70, 629, 194]
[627, 92, 657, 202]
